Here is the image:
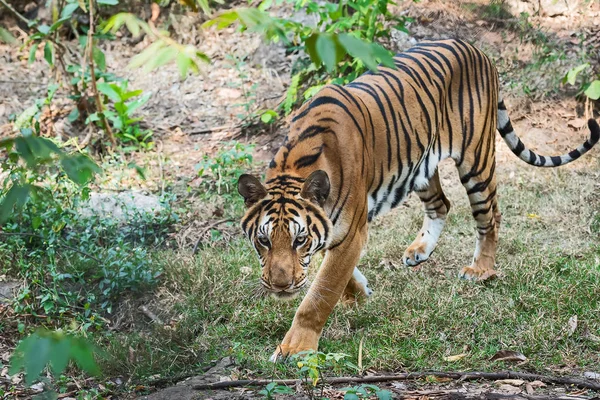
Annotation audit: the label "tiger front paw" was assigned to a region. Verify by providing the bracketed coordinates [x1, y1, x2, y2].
[459, 266, 498, 281]
[269, 327, 320, 362]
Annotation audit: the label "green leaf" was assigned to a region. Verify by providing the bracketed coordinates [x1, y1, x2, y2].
[60, 154, 101, 185]
[584, 80, 600, 100]
[304, 33, 321, 67]
[32, 216, 42, 229]
[565, 63, 589, 85]
[44, 41, 54, 67]
[144, 45, 178, 72]
[70, 338, 100, 375]
[48, 336, 71, 375]
[344, 393, 360, 400]
[176, 52, 193, 79]
[68, 107, 80, 122]
[125, 92, 151, 114]
[37, 25, 51, 35]
[97, 82, 121, 102]
[93, 46, 106, 71]
[25, 335, 51, 385]
[260, 109, 278, 124]
[97, 0, 118, 5]
[128, 41, 166, 70]
[0, 184, 31, 224]
[337, 33, 379, 71]
[120, 89, 143, 101]
[124, 15, 141, 37]
[0, 26, 17, 44]
[316, 34, 340, 72]
[61, 3, 80, 19]
[376, 389, 393, 400]
[304, 84, 324, 100]
[28, 43, 39, 64]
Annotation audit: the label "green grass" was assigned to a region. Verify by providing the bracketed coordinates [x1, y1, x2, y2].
[98, 159, 600, 381]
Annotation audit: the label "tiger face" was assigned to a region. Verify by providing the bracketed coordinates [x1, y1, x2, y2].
[238, 171, 332, 299]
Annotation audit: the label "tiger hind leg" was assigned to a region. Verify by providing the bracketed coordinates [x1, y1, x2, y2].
[457, 157, 502, 280]
[403, 170, 451, 266]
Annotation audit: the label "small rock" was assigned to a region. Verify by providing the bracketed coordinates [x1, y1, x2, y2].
[391, 28, 417, 52]
[30, 382, 45, 392]
[495, 379, 525, 386]
[525, 383, 534, 394]
[529, 380, 547, 388]
[584, 371, 600, 380]
[497, 384, 522, 394]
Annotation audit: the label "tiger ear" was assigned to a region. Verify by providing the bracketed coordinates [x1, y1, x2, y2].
[300, 170, 330, 207]
[238, 174, 268, 208]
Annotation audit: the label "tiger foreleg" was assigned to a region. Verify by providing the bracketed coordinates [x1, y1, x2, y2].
[270, 226, 367, 362]
[403, 171, 450, 266]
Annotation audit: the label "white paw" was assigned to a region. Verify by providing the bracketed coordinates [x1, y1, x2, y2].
[269, 349, 281, 363]
[353, 267, 373, 297]
[402, 251, 428, 266]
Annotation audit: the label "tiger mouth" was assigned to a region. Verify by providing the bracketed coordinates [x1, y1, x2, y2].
[271, 290, 302, 300]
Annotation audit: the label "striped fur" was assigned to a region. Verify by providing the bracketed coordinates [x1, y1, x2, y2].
[237, 38, 600, 360]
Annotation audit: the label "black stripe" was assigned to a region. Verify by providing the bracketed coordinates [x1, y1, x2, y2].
[294, 146, 323, 169]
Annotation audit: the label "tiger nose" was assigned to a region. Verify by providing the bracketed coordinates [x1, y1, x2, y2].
[270, 265, 292, 289]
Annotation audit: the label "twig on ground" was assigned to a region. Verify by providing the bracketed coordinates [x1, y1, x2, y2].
[138, 305, 163, 324]
[192, 218, 235, 254]
[188, 124, 243, 135]
[192, 371, 600, 391]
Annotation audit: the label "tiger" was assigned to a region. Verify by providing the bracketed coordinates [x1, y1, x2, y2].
[237, 38, 600, 361]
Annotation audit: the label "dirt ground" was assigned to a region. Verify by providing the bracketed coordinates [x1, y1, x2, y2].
[1, 0, 600, 398]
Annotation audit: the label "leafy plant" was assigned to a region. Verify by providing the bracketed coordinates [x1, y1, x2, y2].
[204, 0, 407, 114]
[10, 329, 99, 386]
[96, 80, 154, 150]
[258, 381, 294, 399]
[102, 12, 209, 79]
[341, 384, 393, 400]
[197, 141, 255, 195]
[564, 63, 600, 101]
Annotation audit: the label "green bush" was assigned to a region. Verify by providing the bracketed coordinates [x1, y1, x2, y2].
[205, 0, 409, 115]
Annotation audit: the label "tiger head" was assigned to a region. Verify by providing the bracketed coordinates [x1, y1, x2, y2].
[237, 170, 333, 299]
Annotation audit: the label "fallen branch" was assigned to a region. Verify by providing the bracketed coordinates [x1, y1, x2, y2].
[192, 371, 600, 391]
[188, 124, 242, 136]
[192, 218, 235, 255]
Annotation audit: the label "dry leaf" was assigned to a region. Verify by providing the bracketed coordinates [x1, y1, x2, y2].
[568, 118, 587, 129]
[567, 315, 578, 337]
[490, 350, 527, 362]
[529, 380, 546, 388]
[495, 379, 525, 386]
[497, 384, 522, 394]
[444, 353, 467, 362]
[427, 375, 453, 383]
[525, 383, 534, 394]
